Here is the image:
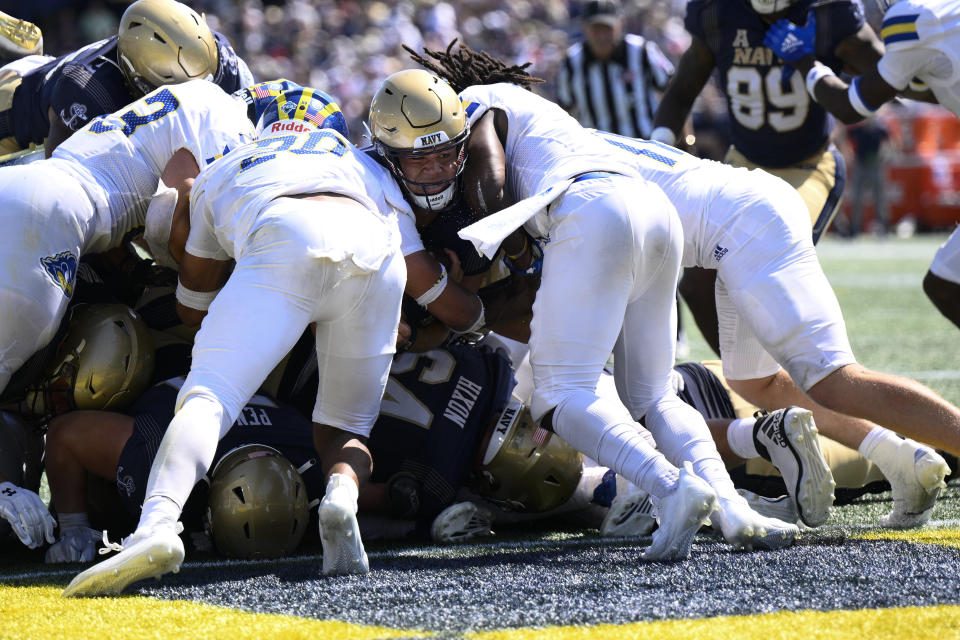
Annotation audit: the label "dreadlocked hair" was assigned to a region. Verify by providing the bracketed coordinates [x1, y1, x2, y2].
[403, 39, 544, 93]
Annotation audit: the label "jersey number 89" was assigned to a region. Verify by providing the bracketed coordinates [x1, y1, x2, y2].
[727, 66, 809, 132]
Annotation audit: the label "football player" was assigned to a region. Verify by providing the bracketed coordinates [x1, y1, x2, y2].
[44, 376, 323, 563]
[589, 130, 954, 527]
[0, 0, 254, 157]
[368, 70, 540, 350]
[649, 0, 885, 354]
[761, 0, 960, 335]
[408, 43, 800, 560]
[64, 88, 407, 596]
[0, 78, 254, 399]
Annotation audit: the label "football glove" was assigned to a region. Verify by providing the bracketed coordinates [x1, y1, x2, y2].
[764, 13, 816, 63]
[0, 481, 56, 548]
[45, 526, 102, 563]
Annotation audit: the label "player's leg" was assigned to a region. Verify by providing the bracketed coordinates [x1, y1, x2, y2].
[924, 227, 960, 330]
[64, 200, 349, 596]
[312, 243, 404, 575]
[529, 178, 716, 560]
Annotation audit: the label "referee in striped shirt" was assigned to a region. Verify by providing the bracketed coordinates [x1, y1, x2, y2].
[557, 0, 674, 139]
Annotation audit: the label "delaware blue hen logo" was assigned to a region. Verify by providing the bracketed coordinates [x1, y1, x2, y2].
[40, 251, 78, 298]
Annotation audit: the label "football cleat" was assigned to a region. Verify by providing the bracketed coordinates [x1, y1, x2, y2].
[642, 462, 717, 562]
[753, 407, 835, 527]
[62, 522, 184, 597]
[601, 488, 656, 538]
[736, 489, 799, 525]
[712, 496, 799, 551]
[0, 11, 42, 60]
[431, 502, 494, 543]
[879, 438, 950, 528]
[318, 490, 369, 576]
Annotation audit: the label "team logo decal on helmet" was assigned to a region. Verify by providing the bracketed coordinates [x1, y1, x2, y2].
[232, 78, 303, 125]
[207, 444, 310, 559]
[368, 69, 470, 211]
[117, 0, 219, 97]
[255, 87, 349, 140]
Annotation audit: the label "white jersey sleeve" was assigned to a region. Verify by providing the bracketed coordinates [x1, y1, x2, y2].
[53, 80, 254, 252]
[877, 0, 960, 99]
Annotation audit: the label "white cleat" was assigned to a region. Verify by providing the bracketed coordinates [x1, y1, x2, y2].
[319, 493, 369, 576]
[642, 462, 717, 562]
[431, 502, 494, 543]
[879, 439, 950, 528]
[753, 407, 835, 527]
[62, 523, 184, 597]
[712, 497, 799, 551]
[736, 489, 799, 525]
[601, 489, 656, 538]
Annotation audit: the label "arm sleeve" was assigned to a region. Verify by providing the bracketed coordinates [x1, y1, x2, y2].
[184, 199, 230, 260]
[877, 46, 946, 90]
[398, 211, 426, 257]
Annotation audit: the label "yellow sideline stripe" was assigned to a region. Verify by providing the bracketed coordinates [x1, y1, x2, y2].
[856, 527, 960, 548]
[467, 606, 960, 640]
[0, 585, 422, 640]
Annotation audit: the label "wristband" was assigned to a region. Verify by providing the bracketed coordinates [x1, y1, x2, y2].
[415, 263, 448, 308]
[503, 238, 543, 276]
[805, 62, 836, 100]
[649, 126, 677, 147]
[454, 302, 486, 337]
[848, 77, 878, 118]
[505, 236, 529, 261]
[176, 282, 221, 311]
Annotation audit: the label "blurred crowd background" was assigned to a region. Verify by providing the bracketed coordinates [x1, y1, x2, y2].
[8, 0, 960, 235]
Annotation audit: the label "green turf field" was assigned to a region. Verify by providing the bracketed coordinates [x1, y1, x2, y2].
[3, 232, 960, 640]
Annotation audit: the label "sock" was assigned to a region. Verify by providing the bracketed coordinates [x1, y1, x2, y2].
[139, 394, 231, 531]
[726, 418, 760, 459]
[645, 393, 741, 503]
[551, 390, 679, 500]
[858, 426, 904, 479]
[325, 473, 359, 512]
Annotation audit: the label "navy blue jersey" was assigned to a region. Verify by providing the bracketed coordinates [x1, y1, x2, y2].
[673, 362, 737, 420]
[115, 378, 324, 531]
[685, 0, 864, 167]
[367, 343, 515, 531]
[11, 32, 249, 148]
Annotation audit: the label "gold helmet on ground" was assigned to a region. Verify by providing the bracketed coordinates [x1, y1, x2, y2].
[473, 401, 583, 512]
[368, 69, 469, 210]
[24, 304, 155, 418]
[207, 445, 310, 559]
[117, 0, 218, 97]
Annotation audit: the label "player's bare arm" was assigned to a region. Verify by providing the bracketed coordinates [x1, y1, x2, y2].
[158, 148, 201, 264]
[650, 36, 715, 143]
[44, 106, 74, 157]
[175, 252, 232, 326]
[405, 250, 483, 333]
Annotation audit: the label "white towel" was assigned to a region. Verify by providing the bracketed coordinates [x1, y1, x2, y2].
[458, 179, 574, 258]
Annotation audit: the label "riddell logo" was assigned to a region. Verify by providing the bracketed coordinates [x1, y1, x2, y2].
[267, 121, 313, 134]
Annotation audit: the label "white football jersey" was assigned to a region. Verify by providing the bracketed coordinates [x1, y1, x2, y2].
[52, 80, 254, 253]
[458, 83, 642, 200]
[189, 128, 411, 262]
[877, 0, 960, 116]
[592, 131, 803, 267]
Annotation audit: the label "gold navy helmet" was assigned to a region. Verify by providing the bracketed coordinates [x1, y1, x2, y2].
[117, 0, 219, 97]
[368, 69, 469, 211]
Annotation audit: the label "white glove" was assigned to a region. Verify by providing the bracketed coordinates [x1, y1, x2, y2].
[0, 481, 56, 548]
[45, 526, 102, 563]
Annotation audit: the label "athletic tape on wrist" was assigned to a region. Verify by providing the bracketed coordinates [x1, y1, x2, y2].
[805, 62, 836, 100]
[848, 77, 878, 118]
[415, 263, 448, 308]
[176, 282, 221, 311]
